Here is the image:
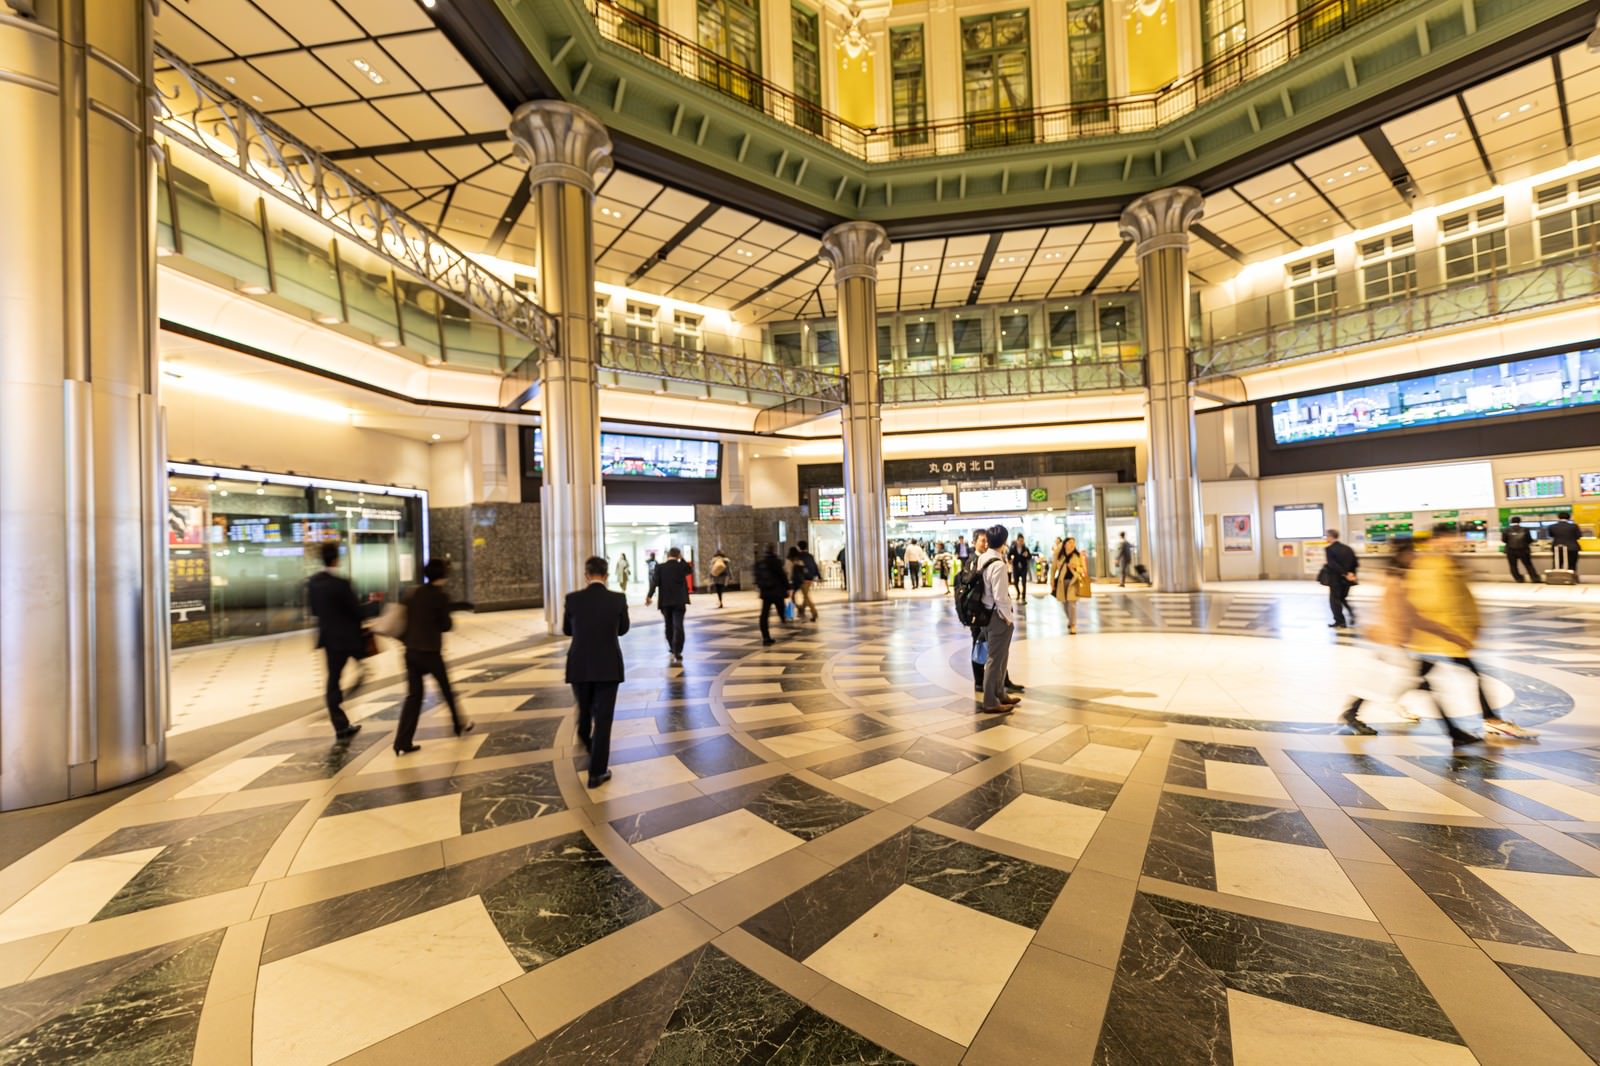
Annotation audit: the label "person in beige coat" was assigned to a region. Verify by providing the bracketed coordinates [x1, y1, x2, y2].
[1050, 536, 1090, 634]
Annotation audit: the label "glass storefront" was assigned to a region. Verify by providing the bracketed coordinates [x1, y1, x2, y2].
[167, 463, 426, 648]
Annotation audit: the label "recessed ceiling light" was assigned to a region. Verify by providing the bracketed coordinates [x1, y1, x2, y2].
[422, 0, 436, 7]
[1273, 196, 1282, 204]
[1444, 131, 1457, 140]
[314, 313, 339, 324]
[1519, 101, 1533, 112]
[1287, 191, 1296, 199]
[1357, 165, 1368, 172]
[1408, 145, 1420, 152]
[224, 75, 237, 84]
[352, 58, 371, 72]
[431, 433, 441, 440]
[1497, 110, 1512, 121]
[251, 94, 263, 103]
[376, 337, 399, 348]
[1425, 138, 1436, 147]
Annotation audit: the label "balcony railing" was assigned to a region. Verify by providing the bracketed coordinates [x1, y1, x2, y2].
[598, 334, 848, 404]
[1195, 245, 1600, 379]
[880, 354, 1145, 404]
[153, 45, 556, 355]
[589, 0, 1413, 162]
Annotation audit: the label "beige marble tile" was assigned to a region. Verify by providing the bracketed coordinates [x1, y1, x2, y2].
[1468, 867, 1600, 953]
[37, 883, 263, 977]
[1343, 774, 1478, 817]
[1211, 833, 1376, 921]
[732, 665, 790, 677]
[633, 809, 805, 894]
[833, 758, 949, 803]
[585, 755, 699, 799]
[288, 793, 461, 875]
[0, 847, 164, 945]
[1204, 761, 1291, 802]
[960, 724, 1040, 754]
[804, 884, 1033, 1046]
[760, 727, 855, 758]
[976, 793, 1106, 860]
[723, 682, 785, 698]
[253, 896, 524, 1066]
[174, 754, 295, 799]
[358, 733, 489, 775]
[1227, 988, 1476, 1065]
[1061, 743, 1141, 778]
[1495, 779, 1600, 821]
[836, 676, 890, 690]
[728, 702, 804, 724]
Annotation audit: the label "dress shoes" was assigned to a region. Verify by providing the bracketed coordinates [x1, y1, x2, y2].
[394, 744, 421, 755]
[587, 770, 613, 788]
[335, 724, 362, 742]
[978, 704, 1013, 714]
[455, 720, 476, 737]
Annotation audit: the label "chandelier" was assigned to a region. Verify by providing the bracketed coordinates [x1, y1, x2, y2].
[838, 2, 872, 71]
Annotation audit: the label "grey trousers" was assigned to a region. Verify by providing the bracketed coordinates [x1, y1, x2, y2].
[982, 613, 1014, 707]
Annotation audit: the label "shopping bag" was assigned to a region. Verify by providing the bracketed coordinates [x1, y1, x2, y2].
[783, 600, 794, 621]
[370, 601, 407, 638]
[971, 639, 989, 666]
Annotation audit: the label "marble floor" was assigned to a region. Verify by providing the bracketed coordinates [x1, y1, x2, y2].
[4, 588, 1600, 1064]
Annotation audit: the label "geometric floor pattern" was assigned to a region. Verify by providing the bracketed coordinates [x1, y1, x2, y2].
[2, 587, 1600, 1064]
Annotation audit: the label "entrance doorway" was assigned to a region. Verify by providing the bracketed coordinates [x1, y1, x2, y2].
[604, 504, 697, 603]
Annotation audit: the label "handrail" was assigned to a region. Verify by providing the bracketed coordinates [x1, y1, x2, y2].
[152, 44, 557, 354]
[590, 0, 1416, 161]
[880, 356, 1145, 403]
[598, 333, 848, 404]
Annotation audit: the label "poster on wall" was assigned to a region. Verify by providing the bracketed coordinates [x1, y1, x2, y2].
[168, 547, 211, 647]
[168, 501, 205, 546]
[1221, 514, 1253, 553]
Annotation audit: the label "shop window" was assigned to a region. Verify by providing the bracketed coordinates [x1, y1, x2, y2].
[891, 26, 928, 146]
[1287, 253, 1336, 319]
[1067, 0, 1107, 122]
[1201, 0, 1247, 86]
[673, 312, 703, 350]
[698, 0, 763, 108]
[595, 296, 612, 333]
[1535, 173, 1600, 261]
[791, 4, 823, 134]
[1441, 203, 1506, 282]
[625, 301, 658, 343]
[772, 329, 803, 366]
[616, 0, 661, 56]
[1359, 230, 1416, 304]
[961, 11, 1033, 149]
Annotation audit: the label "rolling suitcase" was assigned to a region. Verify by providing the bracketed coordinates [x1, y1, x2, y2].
[1545, 544, 1577, 586]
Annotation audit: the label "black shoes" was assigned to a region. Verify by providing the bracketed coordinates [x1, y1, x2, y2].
[762, 638, 776, 646]
[587, 770, 613, 788]
[1450, 730, 1483, 748]
[455, 720, 476, 737]
[1005, 681, 1026, 694]
[335, 724, 362, 742]
[1340, 712, 1378, 736]
[394, 744, 421, 755]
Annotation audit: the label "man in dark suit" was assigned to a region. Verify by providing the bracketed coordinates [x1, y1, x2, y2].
[305, 540, 365, 740]
[565, 555, 630, 789]
[646, 545, 692, 665]
[1548, 511, 1582, 582]
[1324, 529, 1359, 629]
[754, 543, 789, 646]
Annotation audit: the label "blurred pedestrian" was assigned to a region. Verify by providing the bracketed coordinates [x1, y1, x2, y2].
[306, 540, 366, 741]
[1011, 535, 1033, 604]
[1324, 529, 1359, 629]
[903, 539, 927, 590]
[565, 555, 629, 789]
[1116, 533, 1133, 588]
[615, 553, 631, 593]
[755, 543, 788, 645]
[1050, 535, 1089, 634]
[796, 540, 821, 620]
[394, 558, 473, 755]
[646, 546, 691, 665]
[709, 549, 731, 607]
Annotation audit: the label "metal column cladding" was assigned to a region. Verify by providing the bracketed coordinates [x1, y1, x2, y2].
[820, 221, 892, 604]
[1120, 187, 1205, 594]
[0, 0, 167, 809]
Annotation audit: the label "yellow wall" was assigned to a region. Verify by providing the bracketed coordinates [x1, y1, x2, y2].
[1126, 10, 1178, 93]
[837, 51, 876, 127]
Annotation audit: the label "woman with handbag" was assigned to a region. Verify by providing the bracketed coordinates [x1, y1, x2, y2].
[709, 549, 730, 607]
[1050, 536, 1091, 634]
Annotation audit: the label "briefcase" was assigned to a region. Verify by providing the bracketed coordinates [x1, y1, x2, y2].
[1545, 545, 1577, 586]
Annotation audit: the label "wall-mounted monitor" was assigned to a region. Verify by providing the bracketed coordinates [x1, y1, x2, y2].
[1273, 504, 1326, 540]
[814, 487, 844, 520]
[1579, 472, 1600, 497]
[889, 489, 955, 518]
[957, 486, 1028, 513]
[1268, 346, 1600, 445]
[1342, 461, 1495, 515]
[530, 428, 720, 479]
[1504, 475, 1566, 501]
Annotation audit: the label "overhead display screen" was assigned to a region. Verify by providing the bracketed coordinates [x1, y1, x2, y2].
[814, 488, 844, 520]
[889, 490, 955, 518]
[1273, 504, 1325, 540]
[1504, 475, 1566, 501]
[1582, 472, 1600, 497]
[957, 486, 1029, 513]
[531, 428, 720, 479]
[1269, 347, 1600, 445]
[1342, 461, 1495, 514]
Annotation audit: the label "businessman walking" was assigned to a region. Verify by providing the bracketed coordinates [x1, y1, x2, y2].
[565, 556, 630, 789]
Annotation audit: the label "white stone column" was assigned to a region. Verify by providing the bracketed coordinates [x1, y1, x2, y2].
[1120, 187, 1205, 593]
[0, 0, 166, 809]
[507, 102, 614, 630]
[819, 221, 891, 603]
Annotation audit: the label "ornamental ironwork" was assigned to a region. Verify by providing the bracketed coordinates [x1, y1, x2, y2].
[879, 357, 1144, 404]
[599, 334, 848, 405]
[151, 44, 556, 354]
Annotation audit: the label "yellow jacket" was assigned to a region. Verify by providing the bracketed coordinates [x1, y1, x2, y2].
[1404, 552, 1478, 656]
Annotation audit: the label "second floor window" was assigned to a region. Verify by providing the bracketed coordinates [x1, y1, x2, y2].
[1536, 173, 1600, 261]
[1288, 253, 1336, 319]
[698, 0, 762, 107]
[791, 4, 822, 133]
[1201, 0, 1247, 87]
[1359, 230, 1416, 304]
[1067, 0, 1107, 113]
[625, 301, 657, 342]
[891, 26, 928, 145]
[615, 0, 661, 56]
[961, 11, 1033, 148]
[1441, 203, 1506, 282]
[673, 312, 702, 350]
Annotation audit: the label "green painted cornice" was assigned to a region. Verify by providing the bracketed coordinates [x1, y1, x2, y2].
[495, 0, 1591, 231]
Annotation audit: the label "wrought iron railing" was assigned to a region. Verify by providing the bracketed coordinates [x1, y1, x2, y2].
[1195, 249, 1600, 378]
[590, 0, 1415, 161]
[880, 356, 1145, 404]
[151, 44, 556, 354]
[598, 334, 848, 404]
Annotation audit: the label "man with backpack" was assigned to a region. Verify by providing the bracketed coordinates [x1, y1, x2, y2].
[1502, 516, 1538, 583]
[795, 539, 821, 621]
[955, 527, 1022, 713]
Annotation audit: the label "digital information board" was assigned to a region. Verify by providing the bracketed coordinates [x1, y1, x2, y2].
[1504, 475, 1566, 501]
[1269, 346, 1600, 445]
[1582, 472, 1600, 497]
[889, 490, 955, 518]
[957, 484, 1029, 513]
[1273, 504, 1326, 540]
[532, 428, 720, 479]
[814, 488, 844, 520]
[1342, 461, 1495, 515]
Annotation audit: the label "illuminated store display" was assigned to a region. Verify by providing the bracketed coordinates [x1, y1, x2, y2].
[1342, 461, 1495, 514]
[1504, 475, 1566, 501]
[1272, 504, 1325, 540]
[1270, 347, 1600, 445]
[1580, 473, 1600, 497]
[530, 429, 721, 479]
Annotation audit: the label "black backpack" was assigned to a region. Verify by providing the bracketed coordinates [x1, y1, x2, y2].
[954, 558, 1000, 627]
[1505, 526, 1531, 552]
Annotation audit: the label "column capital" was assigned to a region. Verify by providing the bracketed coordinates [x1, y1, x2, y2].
[819, 220, 891, 283]
[1118, 187, 1204, 258]
[507, 101, 614, 194]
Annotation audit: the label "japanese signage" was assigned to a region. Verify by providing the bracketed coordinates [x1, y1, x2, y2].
[889, 490, 955, 518]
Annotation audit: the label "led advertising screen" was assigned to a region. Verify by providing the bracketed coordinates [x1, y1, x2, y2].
[1269, 347, 1600, 445]
[889, 490, 955, 518]
[531, 428, 720, 479]
[1582, 472, 1600, 497]
[1504, 475, 1566, 501]
[1273, 504, 1326, 540]
[814, 488, 844, 520]
[1341, 461, 1495, 515]
[957, 486, 1029, 513]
